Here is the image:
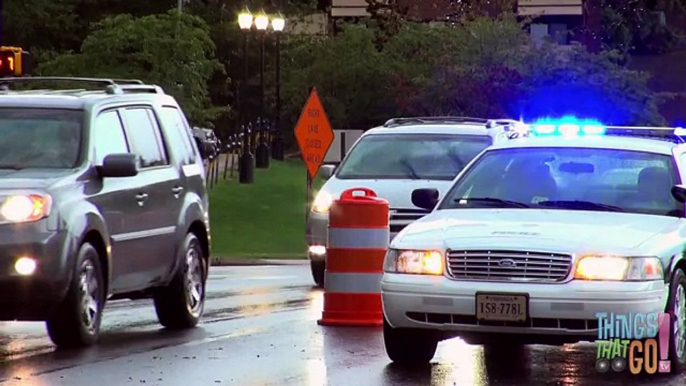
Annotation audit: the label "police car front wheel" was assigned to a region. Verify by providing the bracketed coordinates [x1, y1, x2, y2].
[667, 268, 686, 373]
[383, 317, 438, 365]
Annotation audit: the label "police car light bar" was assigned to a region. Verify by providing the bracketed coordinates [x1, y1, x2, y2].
[530, 117, 606, 136]
[528, 117, 684, 142]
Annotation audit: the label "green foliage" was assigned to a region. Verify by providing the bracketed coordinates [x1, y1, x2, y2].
[280, 25, 397, 133]
[281, 14, 666, 129]
[39, 11, 224, 124]
[602, 0, 684, 56]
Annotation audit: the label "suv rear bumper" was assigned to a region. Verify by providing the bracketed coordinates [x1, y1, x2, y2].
[0, 227, 74, 321]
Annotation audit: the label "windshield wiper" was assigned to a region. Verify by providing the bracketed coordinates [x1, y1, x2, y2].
[452, 197, 530, 208]
[536, 200, 624, 212]
[399, 159, 421, 180]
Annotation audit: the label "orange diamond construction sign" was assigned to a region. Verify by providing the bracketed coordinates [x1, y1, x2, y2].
[294, 88, 334, 179]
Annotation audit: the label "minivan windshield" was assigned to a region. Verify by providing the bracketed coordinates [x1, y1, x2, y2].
[439, 147, 681, 217]
[0, 108, 83, 169]
[335, 133, 492, 180]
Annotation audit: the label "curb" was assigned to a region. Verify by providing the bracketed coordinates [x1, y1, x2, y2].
[211, 258, 308, 266]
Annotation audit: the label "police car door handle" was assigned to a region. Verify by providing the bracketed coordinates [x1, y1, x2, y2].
[135, 193, 148, 201]
[171, 186, 184, 196]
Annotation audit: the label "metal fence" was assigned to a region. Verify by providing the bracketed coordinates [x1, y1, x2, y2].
[203, 117, 284, 189]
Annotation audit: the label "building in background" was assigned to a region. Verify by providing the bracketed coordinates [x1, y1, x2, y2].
[328, 0, 586, 46]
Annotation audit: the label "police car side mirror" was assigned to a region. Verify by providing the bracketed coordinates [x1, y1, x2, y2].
[671, 185, 686, 203]
[412, 188, 440, 210]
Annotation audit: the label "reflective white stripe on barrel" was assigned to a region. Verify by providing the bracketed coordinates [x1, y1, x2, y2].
[327, 228, 390, 249]
[324, 272, 384, 293]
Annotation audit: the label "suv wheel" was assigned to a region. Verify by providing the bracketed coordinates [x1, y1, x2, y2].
[667, 268, 686, 373]
[46, 242, 105, 348]
[311, 260, 325, 288]
[383, 317, 438, 365]
[154, 233, 206, 329]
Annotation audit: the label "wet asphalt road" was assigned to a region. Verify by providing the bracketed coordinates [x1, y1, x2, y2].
[1, 264, 685, 386]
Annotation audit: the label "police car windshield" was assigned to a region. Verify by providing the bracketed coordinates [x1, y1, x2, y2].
[0, 108, 83, 170]
[440, 147, 682, 217]
[336, 133, 491, 181]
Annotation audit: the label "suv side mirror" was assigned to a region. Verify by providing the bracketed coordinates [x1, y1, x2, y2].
[412, 188, 440, 210]
[318, 164, 336, 180]
[99, 153, 138, 178]
[672, 185, 686, 203]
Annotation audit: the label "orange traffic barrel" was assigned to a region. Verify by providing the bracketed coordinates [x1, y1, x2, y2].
[318, 187, 389, 327]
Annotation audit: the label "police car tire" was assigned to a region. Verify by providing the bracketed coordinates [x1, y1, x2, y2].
[383, 317, 438, 365]
[667, 268, 686, 373]
[311, 260, 325, 288]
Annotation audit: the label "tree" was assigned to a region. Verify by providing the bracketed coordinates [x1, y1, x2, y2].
[3, 0, 178, 65]
[415, 14, 666, 125]
[517, 42, 667, 125]
[39, 11, 224, 124]
[280, 13, 666, 131]
[602, 0, 685, 56]
[280, 25, 397, 135]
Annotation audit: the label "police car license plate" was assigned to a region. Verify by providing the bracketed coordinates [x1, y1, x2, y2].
[475, 292, 529, 322]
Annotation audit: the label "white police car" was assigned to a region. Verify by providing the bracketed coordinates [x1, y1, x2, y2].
[306, 117, 525, 287]
[381, 118, 686, 371]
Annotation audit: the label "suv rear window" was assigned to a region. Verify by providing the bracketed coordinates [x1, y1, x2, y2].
[0, 108, 83, 169]
[159, 106, 197, 164]
[336, 133, 492, 180]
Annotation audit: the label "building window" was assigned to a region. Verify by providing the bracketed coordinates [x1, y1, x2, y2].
[549, 23, 569, 45]
[530, 23, 549, 44]
[529, 23, 569, 45]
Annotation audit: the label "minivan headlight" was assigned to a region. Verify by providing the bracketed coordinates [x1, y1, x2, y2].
[312, 191, 334, 214]
[1, 194, 52, 223]
[383, 249, 444, 275]
[574, 255, 663, 281]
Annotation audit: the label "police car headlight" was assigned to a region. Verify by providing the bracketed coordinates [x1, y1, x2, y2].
[383, 249, 444, 275]
[574, 255, 663, 281]
[312, 191, 334, 214]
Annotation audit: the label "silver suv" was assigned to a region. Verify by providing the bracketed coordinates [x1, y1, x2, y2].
[0, 77, 210, 348]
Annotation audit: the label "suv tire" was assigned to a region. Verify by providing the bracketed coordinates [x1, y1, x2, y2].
[383, 317, 438, 365]
[311, 260, 325, 288]
[154, 233, 206, 329]
[46, 242, 105, 348]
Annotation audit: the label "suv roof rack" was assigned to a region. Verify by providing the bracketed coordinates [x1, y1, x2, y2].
[0, 76, 163, 95]
[486, 119, 522, 129]
[383, 116, 489, 127]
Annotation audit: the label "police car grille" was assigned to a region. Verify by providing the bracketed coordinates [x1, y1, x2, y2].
[389, 208, 429, 233]
[446, 250, 572, 281]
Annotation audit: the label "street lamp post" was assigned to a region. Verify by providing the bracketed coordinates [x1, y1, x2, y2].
[254, 14, 270, 169]
[271, 16, 285, 161]
[238, 11, 255, 184]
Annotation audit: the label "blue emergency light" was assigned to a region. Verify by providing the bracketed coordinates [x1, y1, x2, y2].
[530, 117, 606, 136]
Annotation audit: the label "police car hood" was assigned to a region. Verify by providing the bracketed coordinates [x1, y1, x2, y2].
[392, 209, 679, 254]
